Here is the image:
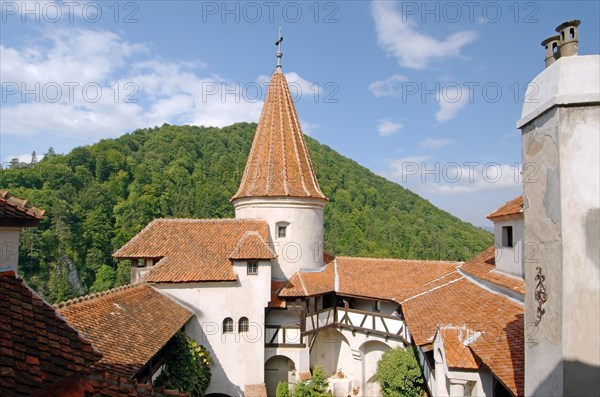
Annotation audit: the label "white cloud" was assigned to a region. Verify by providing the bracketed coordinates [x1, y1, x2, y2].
[368, 74, 408, 97]
[0, 28, 264, 140]
[377, 120, 403, 137]
[370, 0, 478, 69]
[436, 85, 469, 123]
[386, 158, 521, 195]
[421, 138, 455, 149]
[300, 120, 320, 135]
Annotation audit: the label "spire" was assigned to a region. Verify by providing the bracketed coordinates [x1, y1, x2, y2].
[275, 27, 283, 69]
[231, 41, 327, 202]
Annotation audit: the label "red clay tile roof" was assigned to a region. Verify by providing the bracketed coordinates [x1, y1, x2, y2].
[269, 280, 287, 308]
[402, 277, 524, 396]
[57, 283, 192, 379]
[50, 370, 189, 396]
[245, 383, 268, 397]
[0, 271, 102, 396]
[461, 246, 525, 295]
[486, 195, 523, 220]
[437, 327, 481, 370]
[278, 254, 336, 297]
[335, 256, 461, 302]
[231, 69, 327, 202]
[230, 231, 277, 260]
[114, 219, 271, 283]
[0, 190, 45, 227]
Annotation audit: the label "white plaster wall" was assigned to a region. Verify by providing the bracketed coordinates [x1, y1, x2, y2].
[153, 260, 271, 397]
[520, 54, 600, 396]
[493, 217, 524, 277]
[0, 228, 20, 273]
[557, 105, 600, 381]
[233, 197, 325, 279]
[352, 298, 397, 315]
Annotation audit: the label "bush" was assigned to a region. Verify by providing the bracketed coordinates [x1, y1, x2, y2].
[155, 331, 212, 396]
[291, 365, 331, 397]
[375, 347, 425, 397]
[276, 381, 290, 397]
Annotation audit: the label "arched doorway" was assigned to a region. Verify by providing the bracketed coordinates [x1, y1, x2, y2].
[360, 340, 390, 396]
[265, 355, 295, 397]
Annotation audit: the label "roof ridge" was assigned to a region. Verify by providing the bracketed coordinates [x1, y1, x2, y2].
[337, 255, 462, 265]
[399, 274, 465, 304]
[54, 282, 144, 309]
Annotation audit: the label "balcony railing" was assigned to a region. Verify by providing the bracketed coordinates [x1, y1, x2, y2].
[265, 324, 305, 348]
[305, 307, 336, 334]
[336, 307, 411, 344]
[266, 306, 410, 347]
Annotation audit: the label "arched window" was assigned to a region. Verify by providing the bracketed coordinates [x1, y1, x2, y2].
[223, 317, 234, 333]
[239, 317, 249, 333]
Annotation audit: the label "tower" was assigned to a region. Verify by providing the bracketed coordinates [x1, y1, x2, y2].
[518, 20, 600, 396]
[232, 32, 328, 280]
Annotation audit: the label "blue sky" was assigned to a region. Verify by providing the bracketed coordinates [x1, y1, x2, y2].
[1, 1, 599, 227]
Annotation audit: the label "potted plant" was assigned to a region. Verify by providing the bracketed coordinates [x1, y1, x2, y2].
[336, 368, 344, 378]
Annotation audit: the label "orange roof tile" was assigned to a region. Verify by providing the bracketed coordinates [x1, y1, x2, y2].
[269, 280, 287, 308]
[57, 284, 192, 379]
[402, 277, 523, 396]
[461, 246, 525, 295]
[0, 190, 45, 227]
[52, 370, 189, 396]
[278, 254, 336, 297]
[437, 327, 480, 370]
[114, 219, 271, 283]
[486, 195, 523, 220]
[245, 383, 268, 397]
[335, 256, 461, 302]
[229, 231, 277, 260]
[231, 69, 327, 202]
[0, 271, 102, 395]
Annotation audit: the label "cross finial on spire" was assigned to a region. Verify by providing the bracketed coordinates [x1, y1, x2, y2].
[275, 27, 283, 68]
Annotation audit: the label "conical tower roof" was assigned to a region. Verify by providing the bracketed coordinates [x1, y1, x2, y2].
[232, 68, 327, 202]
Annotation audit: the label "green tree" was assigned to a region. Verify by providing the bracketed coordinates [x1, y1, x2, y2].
[90, 264, 115, 293]
[114, 261, 131, 287]
[375, 347, 425, 397]
[155, 331, 212, 397]
[276, 381, 290, 397]
[292, 365, 331, 397]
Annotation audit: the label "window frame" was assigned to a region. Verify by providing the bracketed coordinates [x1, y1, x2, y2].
[223, 317, 234, 334]
[238, 317, 249, 333]
[502, 226, 514, 248]
[247, 261, 258, 275]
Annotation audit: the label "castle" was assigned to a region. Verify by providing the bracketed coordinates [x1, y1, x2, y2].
[1, 21, 598, 397]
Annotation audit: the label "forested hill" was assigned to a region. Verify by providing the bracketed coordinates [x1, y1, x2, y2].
[1, 123, 492, 302]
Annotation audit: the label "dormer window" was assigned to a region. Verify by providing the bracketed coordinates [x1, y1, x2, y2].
[276, 222, 289, 239]
[247, 261, 258, 275]
[502, 226, 514, 248]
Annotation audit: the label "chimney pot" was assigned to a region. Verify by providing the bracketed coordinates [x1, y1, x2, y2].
[541, 35, 561, 68]
[555, 19, 581, 57]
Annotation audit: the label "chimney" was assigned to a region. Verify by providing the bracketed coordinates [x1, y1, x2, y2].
[541, 20, 582, 68]
[541, 35, 561, 68]
[555, 20, 581, 57]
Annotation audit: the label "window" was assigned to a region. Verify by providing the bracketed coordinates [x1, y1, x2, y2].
[502, 226, 514, 248]
[238, 317, 249, 333]
[223, 317, 234, 333]
[278, 225, 287, 238]
[247, 261, 258, 275]
[374, 300, 381, 312]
